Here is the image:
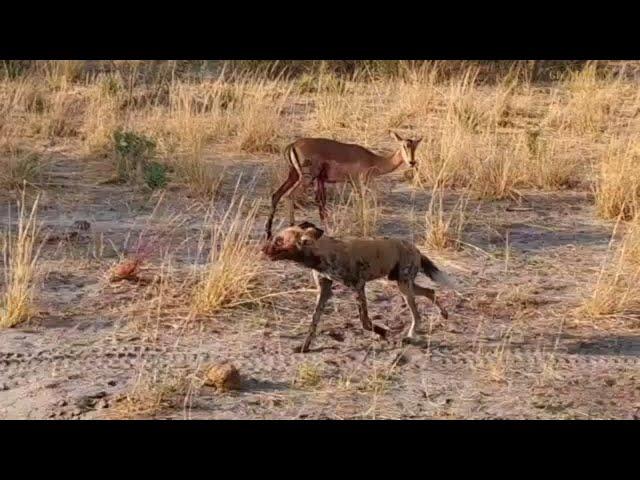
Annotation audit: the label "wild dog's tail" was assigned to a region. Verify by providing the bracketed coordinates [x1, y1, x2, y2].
[421, 255, 456, 289]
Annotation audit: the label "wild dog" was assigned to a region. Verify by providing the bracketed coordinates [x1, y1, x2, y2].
[261, 221, 454, 353]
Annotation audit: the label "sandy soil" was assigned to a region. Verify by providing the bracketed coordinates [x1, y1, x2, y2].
[1, 147, 639, 420]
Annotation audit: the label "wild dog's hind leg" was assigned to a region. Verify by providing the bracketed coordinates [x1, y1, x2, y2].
[355, 284, 388, 339]
[397, 280, 421, 341]
[412, 283, 448, 319]
[298, 271, 333, 353]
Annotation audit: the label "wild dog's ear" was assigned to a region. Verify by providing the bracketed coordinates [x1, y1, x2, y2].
[302, 225, 324, 240]
[297, 221, 324, 240]
[297, 221, 318, 230]
[306, 226, 324, 240]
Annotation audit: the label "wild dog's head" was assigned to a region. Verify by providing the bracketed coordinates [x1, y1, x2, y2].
[262, 221, 324, 262]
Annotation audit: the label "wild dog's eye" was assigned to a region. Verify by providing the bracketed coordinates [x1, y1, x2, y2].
[300, 237, 313, 246]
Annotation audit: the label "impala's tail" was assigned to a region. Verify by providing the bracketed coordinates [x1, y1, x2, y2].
[421, 255, 456, 289]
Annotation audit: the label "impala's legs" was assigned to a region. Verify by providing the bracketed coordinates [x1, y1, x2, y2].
[266, 167, 301, 238]
[315, 178, 327, 226]
[287, 197, 295, 226]
[314, 164, 329, 231]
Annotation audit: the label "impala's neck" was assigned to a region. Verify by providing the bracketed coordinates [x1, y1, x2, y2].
[373, 149, 405, 176]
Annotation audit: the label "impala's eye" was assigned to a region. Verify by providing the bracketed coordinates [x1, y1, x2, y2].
[275, 237, 283, 246]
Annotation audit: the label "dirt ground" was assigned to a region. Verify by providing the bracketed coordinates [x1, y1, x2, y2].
[1, 144, 639, 420]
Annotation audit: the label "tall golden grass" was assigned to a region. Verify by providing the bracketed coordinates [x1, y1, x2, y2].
[192, 182, 262, 314]
[1, 193, 43, 328]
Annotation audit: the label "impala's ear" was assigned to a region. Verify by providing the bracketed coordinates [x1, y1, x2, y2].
[415, 137, 423, 146]
[389, 131, 403, 142]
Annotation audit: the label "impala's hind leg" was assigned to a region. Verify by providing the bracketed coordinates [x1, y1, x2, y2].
[314, 164, 329, 232]
[266, 168, 300, 238]
[287, 197, 295, 226]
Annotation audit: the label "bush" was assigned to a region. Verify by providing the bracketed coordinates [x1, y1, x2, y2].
[113, 130, 156, 183]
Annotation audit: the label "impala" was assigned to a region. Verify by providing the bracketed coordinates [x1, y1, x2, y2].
[265, 132, 422, 239]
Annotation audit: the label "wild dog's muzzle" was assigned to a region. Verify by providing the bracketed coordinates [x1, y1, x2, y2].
[262, 242, 297, 261]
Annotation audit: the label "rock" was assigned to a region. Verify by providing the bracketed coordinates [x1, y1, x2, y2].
[204, 363, 242, 392]
[107, 380, 117, 387]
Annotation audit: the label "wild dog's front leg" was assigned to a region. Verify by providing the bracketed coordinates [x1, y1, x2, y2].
[298, 272, 333, 353]
[355, 284, 388, 339]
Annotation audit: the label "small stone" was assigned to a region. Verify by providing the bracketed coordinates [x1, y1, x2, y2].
[107, 380, 117, 387]
[203, 362, 242, 392]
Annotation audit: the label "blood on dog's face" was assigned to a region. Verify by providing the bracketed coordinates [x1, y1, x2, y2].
[262, 222, 324, 261]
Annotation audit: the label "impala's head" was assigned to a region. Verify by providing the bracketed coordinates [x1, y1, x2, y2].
[390, 131, 422, 168]
[262, 221, 324, 262]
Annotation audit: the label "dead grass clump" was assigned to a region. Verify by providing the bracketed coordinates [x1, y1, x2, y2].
[193, 188, 262, 314]
[556, 62, 628, 135]
[293, 361, 323, 390]
[1, 194, 43, 328]
[106, 368, 194, 419]
[595, 138, 640, 220]
[39, 61, 86, 90]
[522, 129, 578, 190]
[472, 134, 524, 201]
[412, 122, 474, 189]
[578, 221, 640, 320]
[385, 64, 439, 128]
[625, 216, 640, 265]
[43, 90, 85, 139]
[329, 177, 379, 237]
[236, 88, 289, 153]
[0, 142, 42, 190]
[82, 85, 122, 154]
[424, 186, 469, 251]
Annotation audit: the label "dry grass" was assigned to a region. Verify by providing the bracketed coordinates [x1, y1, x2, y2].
[424, 185, 469, 251]
[578, 220, 640, 320]
[554, 62, 629, 135]
[0, 141, 42, 190]
[0, 193, 43, 328]
[624, 215, 640, 265]
[106, 367, 195, 419]
[472, 133, 524, 201]
[329, 176, 380, 237]
[293, 361, 323, 389]
[594, 138, 640, 220]
[192, 184, 263, 314]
